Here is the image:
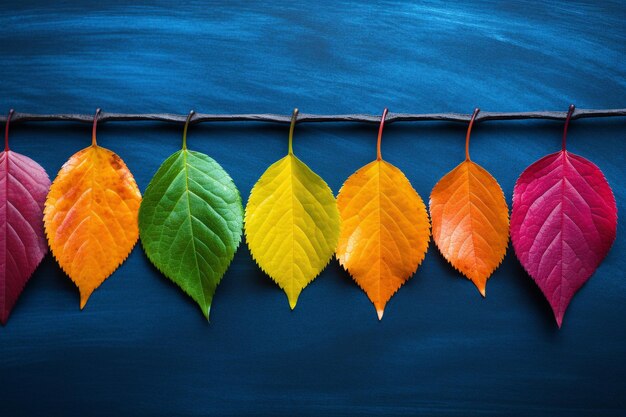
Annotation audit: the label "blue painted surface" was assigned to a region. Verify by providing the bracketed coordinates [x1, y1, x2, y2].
[1, 1, 625, 416]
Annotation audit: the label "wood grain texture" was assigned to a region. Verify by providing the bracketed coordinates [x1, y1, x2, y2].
[0, 1, 625, 416]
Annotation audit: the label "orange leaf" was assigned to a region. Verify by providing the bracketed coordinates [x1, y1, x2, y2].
[429, 109, 509, 296]
[336, 110, 430, 319]
[44, 133, 141, 308]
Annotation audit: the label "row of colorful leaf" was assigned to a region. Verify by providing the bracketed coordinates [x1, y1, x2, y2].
[1, 107, 617, 327]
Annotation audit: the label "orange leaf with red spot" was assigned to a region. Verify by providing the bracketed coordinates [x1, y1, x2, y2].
[44, 111, 141, 308]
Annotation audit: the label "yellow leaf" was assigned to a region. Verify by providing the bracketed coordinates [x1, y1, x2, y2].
[44, 142, 141, 308]
[336, 111, 430, 319]
[244, 110, 340, 309]
[429, 109, 509, 296]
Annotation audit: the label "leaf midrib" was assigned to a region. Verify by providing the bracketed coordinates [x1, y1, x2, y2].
[182, 150, 208, 309]
[289, 155, 296, 290]
[376, 161, 382, 300]
[558, 152, 567, 315]
[1, 152, 8, 311]
[465, 162, 481, 274]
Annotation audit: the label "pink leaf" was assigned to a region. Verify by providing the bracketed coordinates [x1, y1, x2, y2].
[0, 150, 50, 324]
[510, 150, 617, 327]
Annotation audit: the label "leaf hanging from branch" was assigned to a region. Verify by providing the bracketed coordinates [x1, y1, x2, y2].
[510, 105, 617, 327]
[44, 110, 141, 308]
[1, 110, 51, 323]
[336, 109, 430, 319]
[245, 109, 340, 309]
[139, 112, 243, 320]
[430, 109, 509, 296]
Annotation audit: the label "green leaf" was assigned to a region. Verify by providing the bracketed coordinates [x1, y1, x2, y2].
[139, 149, 243, 320]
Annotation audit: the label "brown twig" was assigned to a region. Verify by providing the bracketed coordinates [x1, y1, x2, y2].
[1, 108, 625, 126]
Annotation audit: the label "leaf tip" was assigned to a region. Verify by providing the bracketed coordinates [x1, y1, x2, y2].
[555, 311, 564, 329]
[204, 306, 211, 322]
[376, 309, 384, 321]
[285, 285, 305, 310]
[79, 292, 91, 310]
[478, 285, 486, 298]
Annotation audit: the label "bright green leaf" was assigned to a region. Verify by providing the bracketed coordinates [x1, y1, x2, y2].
[139, 149, 243, 320]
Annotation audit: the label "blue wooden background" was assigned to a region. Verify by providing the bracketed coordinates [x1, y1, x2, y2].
[1, 1, 625, 416]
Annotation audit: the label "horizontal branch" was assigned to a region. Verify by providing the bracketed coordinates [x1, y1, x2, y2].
[1, 108, 625, 126]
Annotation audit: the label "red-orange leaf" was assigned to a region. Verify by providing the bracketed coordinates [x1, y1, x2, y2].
[430, 160, 509, 295]
[429, 109, 509, 296]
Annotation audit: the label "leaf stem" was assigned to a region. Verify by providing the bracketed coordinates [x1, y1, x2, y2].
[92, 108, 101, 146]
[288, 108, 298, 155]
[377, 108, 388, 161]
[4, 109, 14, 151]
[465, 108, 480, 161]
[562, 104, 575, 151]
[183, 110, 195, 150]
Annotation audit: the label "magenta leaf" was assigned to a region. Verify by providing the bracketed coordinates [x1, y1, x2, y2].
[511, 150, 617, 327]
[0, 149, 50, 324]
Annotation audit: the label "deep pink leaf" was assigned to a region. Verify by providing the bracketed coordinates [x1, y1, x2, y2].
[0, 150, 50, 324]
[511, 150, 617, 327]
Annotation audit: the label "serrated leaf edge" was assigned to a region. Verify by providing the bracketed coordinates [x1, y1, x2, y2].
[429, 160, 509, 297]
[336, 159, 431, 319]
[138, 149, 243, 321]
[510, 150, 618, 327]
[43, 146, 140, 309]
[244, 154, 340, 309]
[1, 151, 50, 324]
